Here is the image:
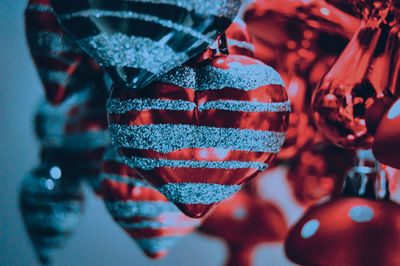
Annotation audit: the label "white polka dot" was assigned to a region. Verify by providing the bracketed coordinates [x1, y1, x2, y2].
[387, 100, 400, 120]
[45, 179, 55, 190]
[301, 219, 320, 239]
[320, 7, 330, 16]
[49, 166, 62, 179]
[348, 205, 374, 223]
[233, 207, 247, 220]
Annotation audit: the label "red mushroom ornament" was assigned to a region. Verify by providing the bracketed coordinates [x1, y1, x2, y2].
[285, 150, 400, 266]
[373, 98, 400, 169]
[199, 189, 288, 266]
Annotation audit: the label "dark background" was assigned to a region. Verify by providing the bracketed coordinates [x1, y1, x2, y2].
[0, 0, 296, 265]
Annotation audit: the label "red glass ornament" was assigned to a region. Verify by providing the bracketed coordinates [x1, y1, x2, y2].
[244, 0, 358, 160]
[100, 148, 201, 259]
[373, 98, 400, 169]
[107, 54, 290, 218]
[287, 137, 356, 206]
[225, 20, 255, 57]
[199, 190, 288, 266]
[311, 1, 399, 149]
[25, 0, 103, 105]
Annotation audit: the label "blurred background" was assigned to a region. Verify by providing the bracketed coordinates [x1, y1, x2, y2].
[0, 0, 299, 265]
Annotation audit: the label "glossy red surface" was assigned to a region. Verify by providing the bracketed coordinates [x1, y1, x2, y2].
[285, 197, 400, 266]
[199, 190, 288, 266]
[373, 98, 400, 169]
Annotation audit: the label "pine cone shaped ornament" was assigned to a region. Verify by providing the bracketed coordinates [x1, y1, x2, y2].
[100, 147, 201, 258]
[20, 158, 85, 264]
[25, 0, 103, 105]
[107, 54, 290, 218]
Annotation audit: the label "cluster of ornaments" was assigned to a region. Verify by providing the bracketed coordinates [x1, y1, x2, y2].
[20, 0, 400, 265]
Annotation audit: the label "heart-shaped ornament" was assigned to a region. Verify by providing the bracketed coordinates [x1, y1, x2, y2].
[107, 54, 290, 218]
[49, 0, 243, 91]
[25, 0, 103, 105]
[100, 147, 201, 258]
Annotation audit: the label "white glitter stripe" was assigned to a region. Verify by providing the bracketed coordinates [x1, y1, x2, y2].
[102, 173, 152, 187]
[106, 98, 196, 113]
[106, 98, 290, 113]
[109, 124, 286, 153]
[117, 218, 200, 229]
[135, 237, 181, 253]
[60, 10, 213, 43]
[78, 33, 189, 74]
[63, 130, 110, 151]
[26, 4, 54, 13]
[227, 38, 255, 52]
[198, 99, 291, 112]
[27, 31, 81, 53]
[38, 69, 70, 85]
[158, 183, 241, 204]
[160, 64, 286, 90]
[125, 0, 242, 20]
[105, 201, 179, 218]
[122, 156, 268, 170]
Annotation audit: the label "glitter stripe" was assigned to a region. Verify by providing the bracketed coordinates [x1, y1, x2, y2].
[227, 38, 255, 52]
[125, 0, 241, 20]
[122, 156, 268, 171]
[105, 201, 179, 218]
[107, 98, 290, 113]
[109, 124, 286, 153]
[26, 4, 54, 13]
[158, 183, 241, 204]
[106, 98, 196, 113]
[117, 219, 200, 229]
[60, 10, 213, 43]
[26, 31, 81, 53]
[160, 64, 286, 90]
[38, 69, 70, 85]
[198, 99, 291, 112]
[135, 237, 181, 253]
[102, 173, 152, 188]
[78, 33, 189, 74]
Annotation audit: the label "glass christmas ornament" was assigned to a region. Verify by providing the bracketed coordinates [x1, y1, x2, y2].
[25, 0, 103, 105]
[107, 54, 290, 218]
[20, 153, 85, 264]
[311, 0, 399, 149]
[100, 147, 201, 259]
[199, 190, 288, 266]
[49, 0, 243, 91]
[285, 150, 400, 266]
[244, 0, 358, 160]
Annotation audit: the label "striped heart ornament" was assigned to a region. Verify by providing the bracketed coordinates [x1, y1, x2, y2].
[107, 54, 290, 218]
[49, 0, 242, 91]
[100, 147, 201, 258]
[25, 0, 103, 105]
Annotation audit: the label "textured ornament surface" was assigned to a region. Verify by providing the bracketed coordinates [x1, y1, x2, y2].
[20, 164, 85, 264]
[49, 0, 243, 91]
[100, 147, 201, 259]
[285, 197, 400, 266]
[373, 98, 400, 169]
[35, 86, 109, 193]
[25, 0, 103, 104]
[107, 54, 289, 218]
